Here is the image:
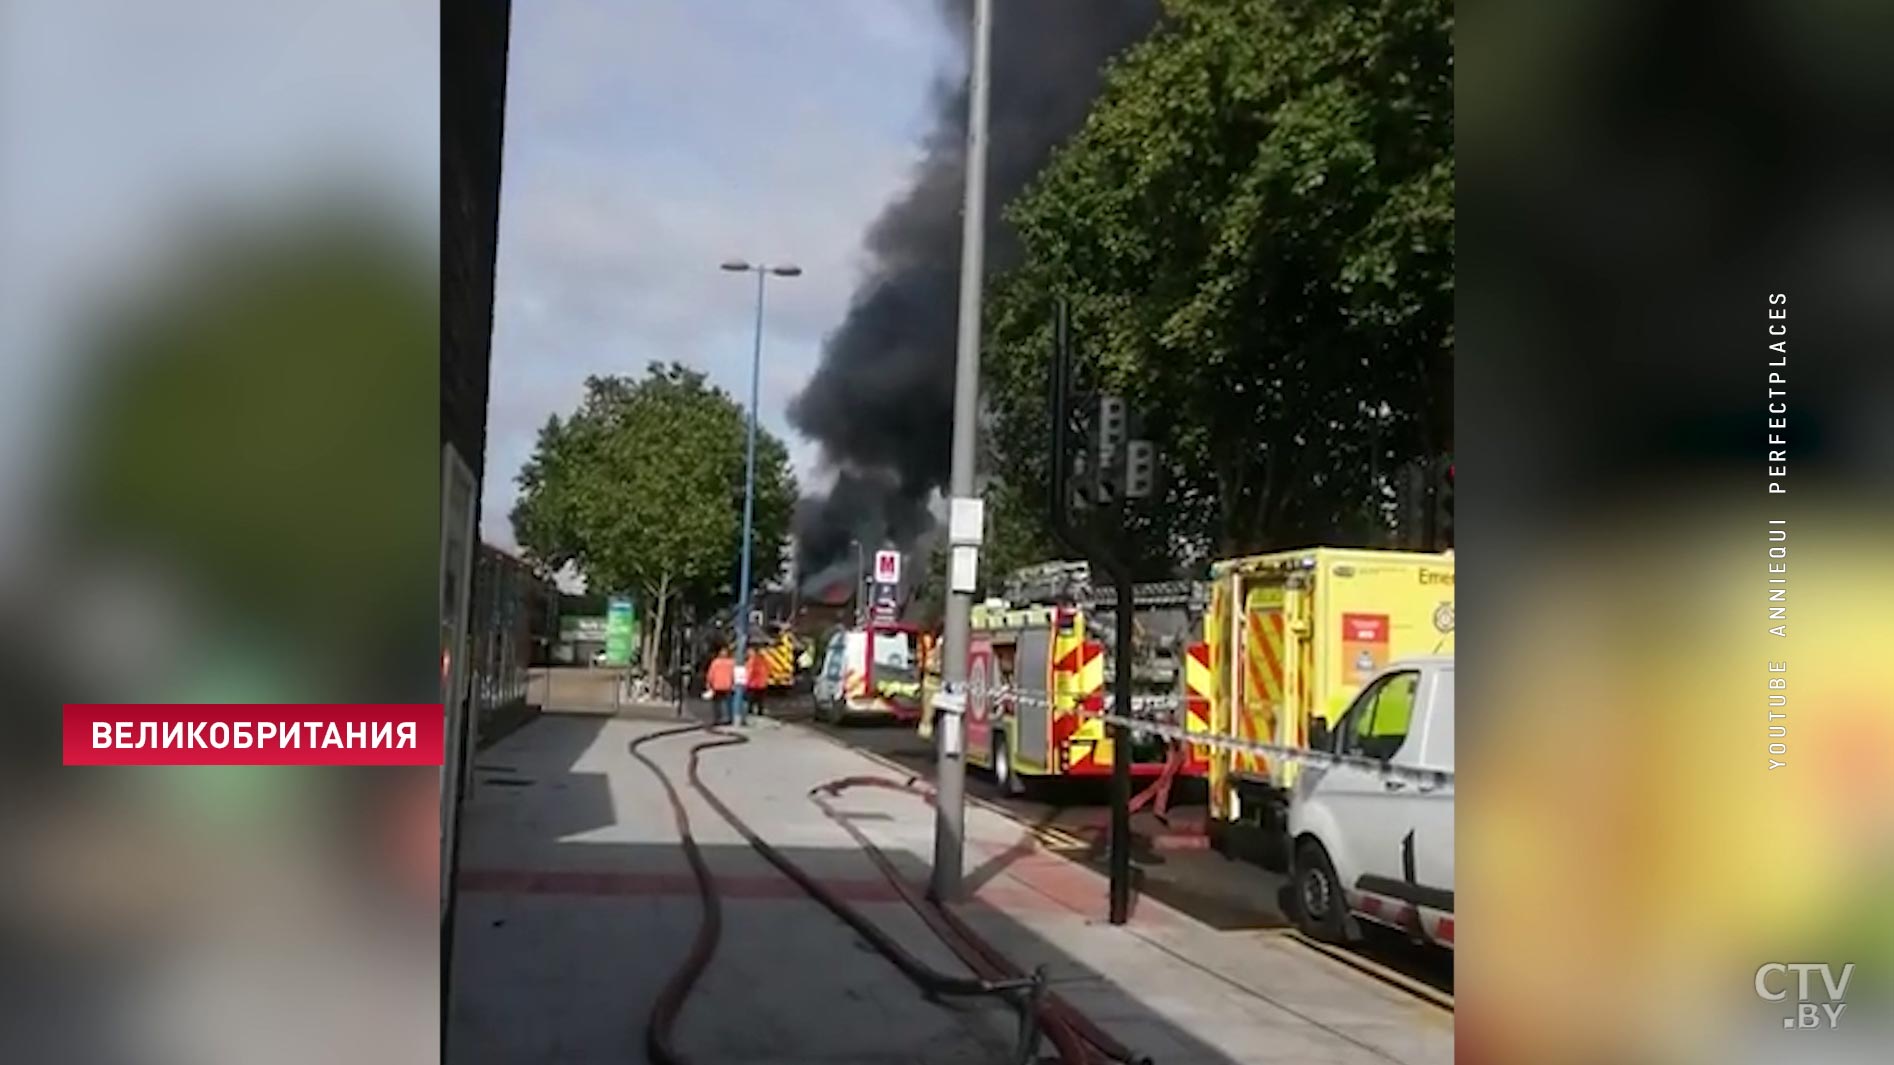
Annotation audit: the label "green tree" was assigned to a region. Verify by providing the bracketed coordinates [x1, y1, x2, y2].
[984, 0, 1453, 560]
[66, 203, 436, 701]
[979, 478, 1064, 588]
[511, 363, 797, 677]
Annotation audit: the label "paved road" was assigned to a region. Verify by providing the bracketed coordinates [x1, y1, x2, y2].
[762, 698, 1453, 996]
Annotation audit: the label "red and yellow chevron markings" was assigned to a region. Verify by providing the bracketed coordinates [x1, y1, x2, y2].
[1053, 628, 1106, 771]
[1183, 641, 1213, 773]
[1239, 606, 1288, 777]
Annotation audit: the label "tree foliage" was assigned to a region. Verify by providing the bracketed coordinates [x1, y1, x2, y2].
[67, 205, 436, 699]
[983, 0, 1453, 563]
[511, 363, 797, 673]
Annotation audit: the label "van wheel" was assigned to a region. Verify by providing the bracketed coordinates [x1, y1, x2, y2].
[992, 732, 1024, 797]
[1292, 839, 1353, 943]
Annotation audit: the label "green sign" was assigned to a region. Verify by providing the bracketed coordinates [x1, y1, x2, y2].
[605, 597, 636, 666]
[561, 615, 609, 642]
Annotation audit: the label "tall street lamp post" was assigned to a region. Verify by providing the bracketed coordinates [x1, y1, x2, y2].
[853, 538, 866, 625]
[720, 258, 801, 727]
[932, 0, 992, 902]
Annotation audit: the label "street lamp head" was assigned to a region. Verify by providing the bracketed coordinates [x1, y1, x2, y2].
[720, 260, 752, 272]
[770, 264, 803, 277]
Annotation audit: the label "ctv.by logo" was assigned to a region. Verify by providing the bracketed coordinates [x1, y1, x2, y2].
[1755, 963, 1854, 1029]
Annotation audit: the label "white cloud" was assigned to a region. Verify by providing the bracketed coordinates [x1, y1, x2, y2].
[480, 0, 947, 547]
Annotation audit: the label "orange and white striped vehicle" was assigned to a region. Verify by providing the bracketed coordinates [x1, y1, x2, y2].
[956, 562, 1212, 798]
[1202, 547, 1455, 849]
[811, 622, 926, 725]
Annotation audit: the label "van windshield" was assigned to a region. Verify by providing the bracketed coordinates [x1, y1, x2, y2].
[870, 631, 918, 685]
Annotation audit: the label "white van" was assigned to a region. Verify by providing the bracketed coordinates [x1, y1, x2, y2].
[810, 622, 926, 725]
[1286, 657, 1454, 950]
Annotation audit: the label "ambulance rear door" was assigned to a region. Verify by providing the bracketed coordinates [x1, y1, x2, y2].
[1310, 551, 1456, 726]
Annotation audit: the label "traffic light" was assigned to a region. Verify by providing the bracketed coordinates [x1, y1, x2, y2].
[1096, 396, 1126, 463]
[1124, 440, 1157, 499]
[1094, 396, 1127, 506]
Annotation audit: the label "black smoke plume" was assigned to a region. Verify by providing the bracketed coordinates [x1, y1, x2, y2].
[789, 0, 1161, 575]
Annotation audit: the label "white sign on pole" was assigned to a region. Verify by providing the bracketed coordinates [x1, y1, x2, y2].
[949, 545, 980, 594]
[948, 496, 985, 545]
[874, 549, 901, 585]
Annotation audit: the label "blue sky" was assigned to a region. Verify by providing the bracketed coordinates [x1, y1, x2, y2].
[481, 0, 960, 550]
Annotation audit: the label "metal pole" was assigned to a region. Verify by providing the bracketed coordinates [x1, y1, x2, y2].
[788, 535, 800, 623]
[1108, 574, 1134, 924]
[854, 540, 865, 626]
[932, 0, 992, 904]
[731, 267, 766, 727]
[1424, 452, 1439, 552]
[674, 615, 686, 717]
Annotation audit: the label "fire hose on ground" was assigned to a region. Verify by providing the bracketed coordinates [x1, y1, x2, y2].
[1127, 742, 1184, 823]
[628, 723, 1151, 1065]
[808, 774, 1152, 1065]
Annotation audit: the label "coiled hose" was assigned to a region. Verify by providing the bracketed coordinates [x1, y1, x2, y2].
[627, 724, 744, 1065]
[630, 723, 1099, 1065]
[810, 776, 1153, 1065]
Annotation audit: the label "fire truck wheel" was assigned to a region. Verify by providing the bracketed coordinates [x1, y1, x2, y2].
[1292, 838, 1352, 944]
[992, 732, 1024, 797]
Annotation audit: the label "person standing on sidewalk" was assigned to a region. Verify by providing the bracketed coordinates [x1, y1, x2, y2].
[743, 640, 770, 718]
[706, 643, 735, 725]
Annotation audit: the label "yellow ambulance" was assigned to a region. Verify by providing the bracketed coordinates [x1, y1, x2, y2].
[1203, 547, 1455, 860]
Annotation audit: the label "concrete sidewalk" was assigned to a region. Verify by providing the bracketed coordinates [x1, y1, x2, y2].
[446, 712, 1453, 1065]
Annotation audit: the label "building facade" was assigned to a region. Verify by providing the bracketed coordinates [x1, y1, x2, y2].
[441, 0, 513, 1004]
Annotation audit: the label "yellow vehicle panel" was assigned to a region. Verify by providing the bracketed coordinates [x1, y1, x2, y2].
[957, 607, 1094, 777]
[1206, 547, 1453, 813]
[763, 634, 797, 688]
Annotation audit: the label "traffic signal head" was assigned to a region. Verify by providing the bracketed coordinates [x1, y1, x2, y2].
[1124, 440, 1157, 499]
[1097, 396, 1126, 460]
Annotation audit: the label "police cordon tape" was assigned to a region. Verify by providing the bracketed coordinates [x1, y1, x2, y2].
[932, 686, 1454, 789]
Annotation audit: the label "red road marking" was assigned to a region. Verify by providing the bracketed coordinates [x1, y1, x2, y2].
[459, 868, 904, 903]
[458, 866, 1110, 919]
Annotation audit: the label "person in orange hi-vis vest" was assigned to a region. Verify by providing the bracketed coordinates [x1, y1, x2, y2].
[706, 644, 735, 725]
[744, 642, 770, 718]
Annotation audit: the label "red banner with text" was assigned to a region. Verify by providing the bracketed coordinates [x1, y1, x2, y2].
[62, 704, 445, 766]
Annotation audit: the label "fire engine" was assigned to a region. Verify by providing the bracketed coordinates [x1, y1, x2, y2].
[955, 561, 1214, 801]
[759, 627, 799, 692]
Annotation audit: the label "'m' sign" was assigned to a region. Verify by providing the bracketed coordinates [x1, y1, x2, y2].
[874, 550, 901, 585]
